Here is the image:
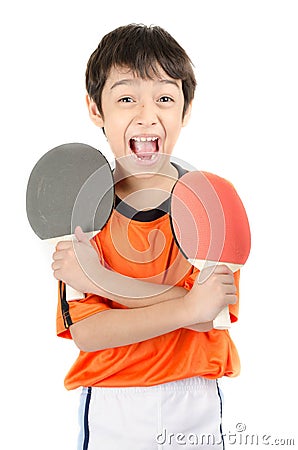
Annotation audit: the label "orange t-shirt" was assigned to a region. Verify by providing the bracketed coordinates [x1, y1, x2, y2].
[56, 194, 240, 390]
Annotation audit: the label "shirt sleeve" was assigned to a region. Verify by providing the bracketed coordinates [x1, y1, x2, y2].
[56, 281, 112, 339]
[183, 267, 240, 323]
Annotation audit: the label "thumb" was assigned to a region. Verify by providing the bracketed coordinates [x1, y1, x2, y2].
[74, 226, 91, 245]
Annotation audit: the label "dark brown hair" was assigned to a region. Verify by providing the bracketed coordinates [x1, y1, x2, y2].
[86, 24, 196, 118]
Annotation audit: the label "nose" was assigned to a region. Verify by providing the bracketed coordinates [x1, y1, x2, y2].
[136, 101, 158, 126]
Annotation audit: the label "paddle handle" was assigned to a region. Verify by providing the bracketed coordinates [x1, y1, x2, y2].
[206, 260, 231, 330]
[65, 284, 85, 301]
[48, 235, 85, 301]
[213, 305, 231, 330]
[189, 259, 243, 330]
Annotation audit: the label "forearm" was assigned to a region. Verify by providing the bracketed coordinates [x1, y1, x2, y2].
[88, 266, 213, 331]
[70, 295, 190, 352]
[54, 236, 232, 337]
[69, 265, 237, 351]
[86, 263, 187, 307]
[53, 237, 191, 307]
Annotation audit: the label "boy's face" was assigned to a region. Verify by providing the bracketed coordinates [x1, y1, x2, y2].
[87, 65, 191, 177]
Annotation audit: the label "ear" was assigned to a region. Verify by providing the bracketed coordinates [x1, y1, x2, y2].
[182, 102, 192, 127]
[86, 95, 104, 128]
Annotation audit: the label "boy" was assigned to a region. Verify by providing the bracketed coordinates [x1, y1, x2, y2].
[52, 24, 240, 449]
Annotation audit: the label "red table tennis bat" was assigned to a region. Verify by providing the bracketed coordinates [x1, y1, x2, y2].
[170, 171, 251, 329]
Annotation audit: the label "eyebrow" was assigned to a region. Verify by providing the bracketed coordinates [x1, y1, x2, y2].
[110, 78, 180, 90]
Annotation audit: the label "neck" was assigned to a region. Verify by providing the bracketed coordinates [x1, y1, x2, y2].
[114, 160, 178, 210]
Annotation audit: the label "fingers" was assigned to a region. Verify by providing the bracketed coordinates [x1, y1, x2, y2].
[200, 264, 232, 279]
[52, 249, 69, 261]
[219, 272, 237, 298]
[52, 240, 74, 262]
[219, 274, 235, 285]
[226, 294, 238, 305]
[51, 260, 61, 280]
[199, 265, 234, 285]
[51, 237, 81, 282]
[198, 264, 237, 304]
[212, 264, 233, 275]
[55, 240, 73, 251]
[75, 226, 92, 245]
[51, 253, 72, 280]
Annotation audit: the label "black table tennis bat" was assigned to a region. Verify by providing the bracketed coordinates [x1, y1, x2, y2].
[26, 142, 114, 300]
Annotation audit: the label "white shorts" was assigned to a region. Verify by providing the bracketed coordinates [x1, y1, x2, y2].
[77, 377, 224, 450]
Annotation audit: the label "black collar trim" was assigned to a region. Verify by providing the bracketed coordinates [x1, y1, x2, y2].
[115, 162, 188, 222]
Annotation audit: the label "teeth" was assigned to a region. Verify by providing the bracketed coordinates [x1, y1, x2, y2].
[131, 136, 158, 142]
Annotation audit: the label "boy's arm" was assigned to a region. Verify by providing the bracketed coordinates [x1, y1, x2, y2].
[70, 296, 187, 351]
[52, 229, 230, 333]
[75, 267, 213, 332]
[52, 235, 186, 306]
[52, 227, 187, 307]
[70, 264, 236, 352]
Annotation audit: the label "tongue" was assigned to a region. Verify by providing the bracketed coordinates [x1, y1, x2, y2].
[130, 140, 158, 158]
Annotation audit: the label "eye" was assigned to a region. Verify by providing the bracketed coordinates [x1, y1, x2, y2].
[158, 96, 174, 103]
[118, 97, 134, 103]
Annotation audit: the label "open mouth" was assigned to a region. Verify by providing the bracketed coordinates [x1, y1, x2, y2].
[129, 136, 160, 162]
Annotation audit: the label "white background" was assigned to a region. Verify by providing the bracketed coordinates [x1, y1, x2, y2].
[1, 0, 297, 448]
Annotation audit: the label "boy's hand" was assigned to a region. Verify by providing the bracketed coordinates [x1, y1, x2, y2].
[183, 265, 237, 325]
[52, 226, 101, 294]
